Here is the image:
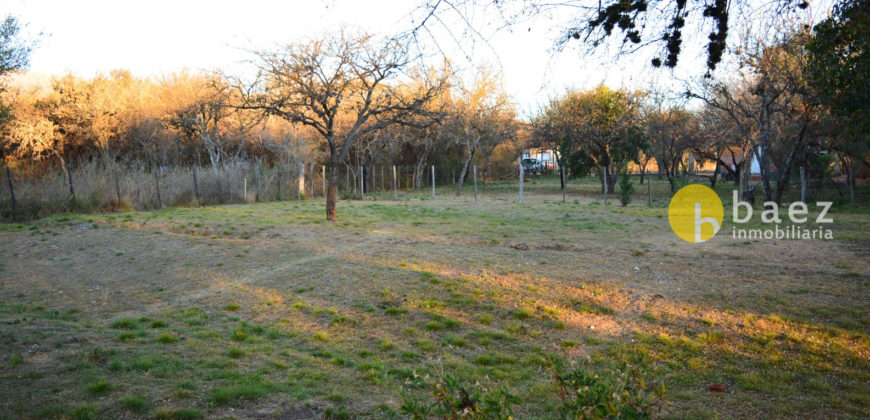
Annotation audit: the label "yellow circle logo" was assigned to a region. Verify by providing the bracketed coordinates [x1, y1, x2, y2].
[668, 184, 723, 243]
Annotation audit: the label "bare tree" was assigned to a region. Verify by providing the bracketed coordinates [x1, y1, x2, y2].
[242, 31, 447, 220]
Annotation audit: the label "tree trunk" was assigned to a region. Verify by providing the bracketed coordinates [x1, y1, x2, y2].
[413, 157, 427, 191]
[560, 163, 567, 204]
[193, 166, 200, 204]
[326, 160, 338, 221]
[518, 157, 524, 203]
[6, 165, 17, 222]
[154, 167, 163, 210]
[482, 155, 490, 193]
[456, 153, 473, 197]
[321, 165, 326, 197]
[113, 166, 122, 209]
[473, 165, 478, 203]
[66, 162, 77, 212]
[603, 165, 608, 206]
[647, 177, 652, 207]
[799, 166, 807, 203]
[276, 165, 283, 201]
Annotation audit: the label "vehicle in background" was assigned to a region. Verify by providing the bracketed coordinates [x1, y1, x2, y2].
[521, 158, 544, 174]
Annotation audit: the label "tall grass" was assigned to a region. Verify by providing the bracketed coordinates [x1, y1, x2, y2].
[0, 161, 325, 221]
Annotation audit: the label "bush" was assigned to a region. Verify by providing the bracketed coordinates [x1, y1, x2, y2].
[617, 164, 634, 207]
[400, 374, 518, 419]
[553, 357, 664, 419]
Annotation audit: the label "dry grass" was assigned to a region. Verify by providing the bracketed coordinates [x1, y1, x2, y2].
[0, 177, 868, 419]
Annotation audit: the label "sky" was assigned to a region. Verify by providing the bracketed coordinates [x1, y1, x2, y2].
[2, 0, 756, 116]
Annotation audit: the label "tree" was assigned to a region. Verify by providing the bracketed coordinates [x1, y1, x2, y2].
[645, 105, 697, 192]
[807, 0, 870, 208]
[448, 69, 513, 197]
[573, 86, 645, 193]
[691, 29, 829, 205]
[410, 0, 810, 73]
[244, 31, 446, 221]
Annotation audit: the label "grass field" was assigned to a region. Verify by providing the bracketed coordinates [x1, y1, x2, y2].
[0, 176, 868, 419]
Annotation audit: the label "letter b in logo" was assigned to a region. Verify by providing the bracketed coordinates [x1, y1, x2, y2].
[668, 185, 724, 243]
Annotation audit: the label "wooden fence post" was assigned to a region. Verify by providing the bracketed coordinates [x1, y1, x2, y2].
[255, 164, 260, 202]
[518, 157, 524, 204]
[647, 177, 652, 207]
[297, 162, 304, 200]
[392, 165, 397, 200]
[359, 166, 364, 199]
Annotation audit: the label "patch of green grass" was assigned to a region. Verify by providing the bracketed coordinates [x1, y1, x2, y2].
[415, 339, 436, 352]
[231, 328, 248, 342]
[69, 405, 99, 420]
[474, 352, 516, 366]
[420, 271, 440, 284]
[210, 379, 283, 405]
[227, 347, 246, 359]
[513, 307, 535, 319]
[156, 334, 179, 344]
[153, 407, 205, 420]
[110, 318, 139, 329]
[442, 333, 468, 347]
[384, 306, 408, 315]
[86, 380, 111, 394]
[225, 302, 240, 311]
[119, 395, 148, 412]
[312, 331, 331, 342]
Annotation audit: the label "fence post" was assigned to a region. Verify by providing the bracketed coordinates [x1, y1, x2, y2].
[647, 177, 652, 207]
[518, 157, 524, 204]
[392, 165, 397, 200]
[255, 164, 260, 202]
[473, 165, 478, 203]
[297, 162, 304, 200]
[359, 166, 365, 199]
[6, 165, 17, 222]
[244, 176, 247, 202]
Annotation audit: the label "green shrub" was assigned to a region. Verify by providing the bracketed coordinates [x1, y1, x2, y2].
[553, 357, 664, 419]
[617, 163, 635, 207]
[401, 374, 518, 419]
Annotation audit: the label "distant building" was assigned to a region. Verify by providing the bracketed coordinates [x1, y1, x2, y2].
[521, 148, 559, 172]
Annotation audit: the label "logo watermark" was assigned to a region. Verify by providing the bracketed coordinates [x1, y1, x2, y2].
[667, 185, 833, 243]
